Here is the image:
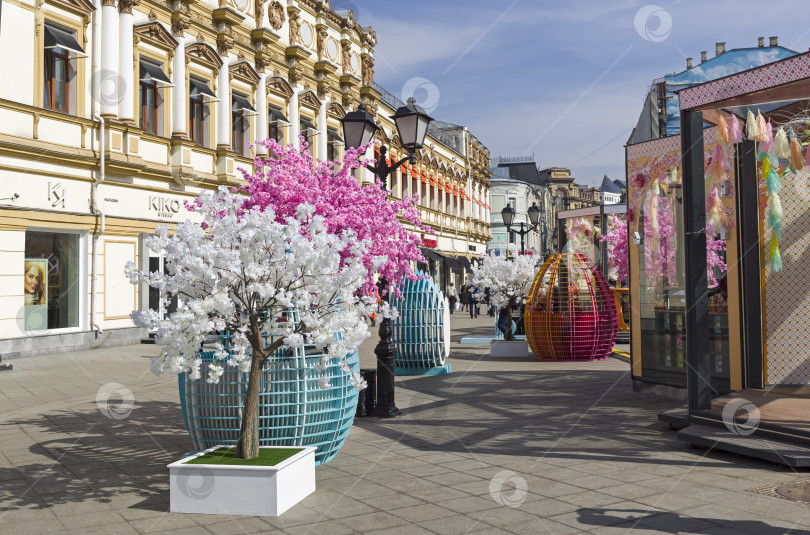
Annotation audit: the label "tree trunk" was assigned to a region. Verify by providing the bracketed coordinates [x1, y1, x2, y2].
[504, 296, 515, 341]
[236, 346, 266, 460]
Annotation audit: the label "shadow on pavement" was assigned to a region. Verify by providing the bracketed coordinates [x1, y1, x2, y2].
[1, 400, 188, 511]
[576, 507, 810, 534]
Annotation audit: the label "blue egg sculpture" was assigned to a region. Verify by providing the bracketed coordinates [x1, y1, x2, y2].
[178, 320, 359, 465]
[390, 270, 451, 375]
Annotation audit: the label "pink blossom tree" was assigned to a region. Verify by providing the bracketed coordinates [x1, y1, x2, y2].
[601, 214, 628, 284]
[240, 138, 429, 296]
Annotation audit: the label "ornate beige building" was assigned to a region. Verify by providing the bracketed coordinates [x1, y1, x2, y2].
[0, 0, 490, 357]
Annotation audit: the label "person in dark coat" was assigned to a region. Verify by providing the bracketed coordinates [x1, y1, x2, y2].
[468, 286, 479, 318]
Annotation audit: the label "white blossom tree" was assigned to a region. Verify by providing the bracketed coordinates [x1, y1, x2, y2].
[471, 255, 538, 341]
[126, 187, 380, 459]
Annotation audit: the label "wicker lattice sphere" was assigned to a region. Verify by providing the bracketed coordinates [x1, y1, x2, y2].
[391, 270, 450, 374]
[179, 316, 359, 466]
[525, 253, 617, 361]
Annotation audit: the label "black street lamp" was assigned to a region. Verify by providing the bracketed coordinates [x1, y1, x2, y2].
[501, 202, 541, 256]
[341, 97, 433, 418]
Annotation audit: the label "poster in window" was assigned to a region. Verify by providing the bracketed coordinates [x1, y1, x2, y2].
[24, 259, 48, 332]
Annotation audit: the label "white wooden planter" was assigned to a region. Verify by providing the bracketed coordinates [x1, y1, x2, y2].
[490, 340, 529, 358]
[168, 446, 316, 517]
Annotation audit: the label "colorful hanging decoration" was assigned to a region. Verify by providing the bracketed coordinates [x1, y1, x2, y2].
[729, 114, 744, 144]
[790, 131, 805, 171]
[746, 110, 760, 140]
[716, 115, 730, 146]
[755, 111, 768, 142]
[761, 119, 774, 155]
[764, 154, 783, 273]
[774, 127, 790, 159]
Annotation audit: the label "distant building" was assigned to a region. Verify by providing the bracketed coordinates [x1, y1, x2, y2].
[488, 156, 553, 257]
[628, 37, 797, 144]
[600, 176, 622, 205]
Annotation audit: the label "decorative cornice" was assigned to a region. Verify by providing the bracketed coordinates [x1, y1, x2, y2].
[267, 76, 294, 98]
[49, 0, 96, 15]
[186, 41, 223, 69]
[326, 101, 345, 119]
[118, 0, 139, 15]
[230, 60, 260, 85]
[171, 14, 191, 37]
[298, 89, 321, 110]
[216, 37, 234, 57]
[102, 0, 116, 7]
[134, 21, 178, 50]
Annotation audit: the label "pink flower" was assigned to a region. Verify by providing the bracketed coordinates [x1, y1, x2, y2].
[238, 137, 429, 296]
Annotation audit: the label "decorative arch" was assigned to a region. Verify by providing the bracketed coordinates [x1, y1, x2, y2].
[326, 101, 346, 119]
[390, 135, 402, 149]
[186, 42, 223, 70]
[230, 60, 260, 86]
[134, 22, 178, 50]
[298, 90, 321, 110]
[267, 76, 294, 98]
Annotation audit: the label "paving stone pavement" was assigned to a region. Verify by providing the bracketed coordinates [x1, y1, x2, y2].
[1, 315, 809, 534]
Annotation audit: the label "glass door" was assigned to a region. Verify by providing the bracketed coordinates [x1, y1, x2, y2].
[148, 253, 177, 325]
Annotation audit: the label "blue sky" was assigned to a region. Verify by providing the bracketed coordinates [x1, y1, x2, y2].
[340, 1, 810, 187]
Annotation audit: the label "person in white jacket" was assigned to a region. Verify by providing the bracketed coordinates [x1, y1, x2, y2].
[447, 283, 457, 314]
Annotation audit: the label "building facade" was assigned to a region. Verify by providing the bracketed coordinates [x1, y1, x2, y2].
[0, 0, 489, 357]
[487, 157, 553, 258]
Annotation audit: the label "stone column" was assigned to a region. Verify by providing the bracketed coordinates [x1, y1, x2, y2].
[117, 0, 139, 124]
[317, 97, 327, 160]
[216, 42, 231, 149]
[288, 86, 299, 148]
[171, 17, 189, 138]
[255, 67, 268, 155]
[100, 0, 119, 119]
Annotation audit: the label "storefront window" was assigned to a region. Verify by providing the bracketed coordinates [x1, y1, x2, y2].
[637, 170, 730, 392]
[24, 231, 80, 331]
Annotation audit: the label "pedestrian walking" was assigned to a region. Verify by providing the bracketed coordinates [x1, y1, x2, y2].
[447, 283, 457, 314]
[484, 287, 495, 317]
[460, 282, 468, 312]
[468, 286, 479, 318]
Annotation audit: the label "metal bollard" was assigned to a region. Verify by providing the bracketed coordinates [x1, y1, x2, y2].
[355, 369, 376, 417]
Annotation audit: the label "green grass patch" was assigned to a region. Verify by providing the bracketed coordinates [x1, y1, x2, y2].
[185, 447, 305, 467]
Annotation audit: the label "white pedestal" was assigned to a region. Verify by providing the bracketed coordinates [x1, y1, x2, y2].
[169, 446, 316, 516]
[490, 340, 529, 358]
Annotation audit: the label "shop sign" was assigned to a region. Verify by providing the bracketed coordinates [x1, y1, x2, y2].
[149, 196, 181, 219]
[421, 234, 437, 248]
[48, 182, 65, 208]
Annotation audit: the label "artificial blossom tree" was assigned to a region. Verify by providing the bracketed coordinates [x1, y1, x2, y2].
[242, 138, 429, 297]
[127, 188, 379, 459]
[470, 254, 538, 341]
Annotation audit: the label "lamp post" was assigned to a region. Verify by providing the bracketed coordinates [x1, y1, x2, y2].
[501, 202, 541, 256]
[341, 97, 433, 418]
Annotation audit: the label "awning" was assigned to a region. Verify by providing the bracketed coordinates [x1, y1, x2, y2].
[190, 77, 217, 100]
[300, 118, 316, 133]
[444, 255, 463, 271]
[232, 93, 257, 114]
[458, 257, 473, 273]
[420, 170, 427, 183]
[44, 25, 86, 57]
[328, 129, 343, 143]
[421, 249, 443, 262]
[429, 174, 437, 187]
[269, 105, 290, 124]
[140, 60, 172, 86]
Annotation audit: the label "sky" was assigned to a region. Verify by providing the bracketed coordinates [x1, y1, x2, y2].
[338, 1, 810, 187]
